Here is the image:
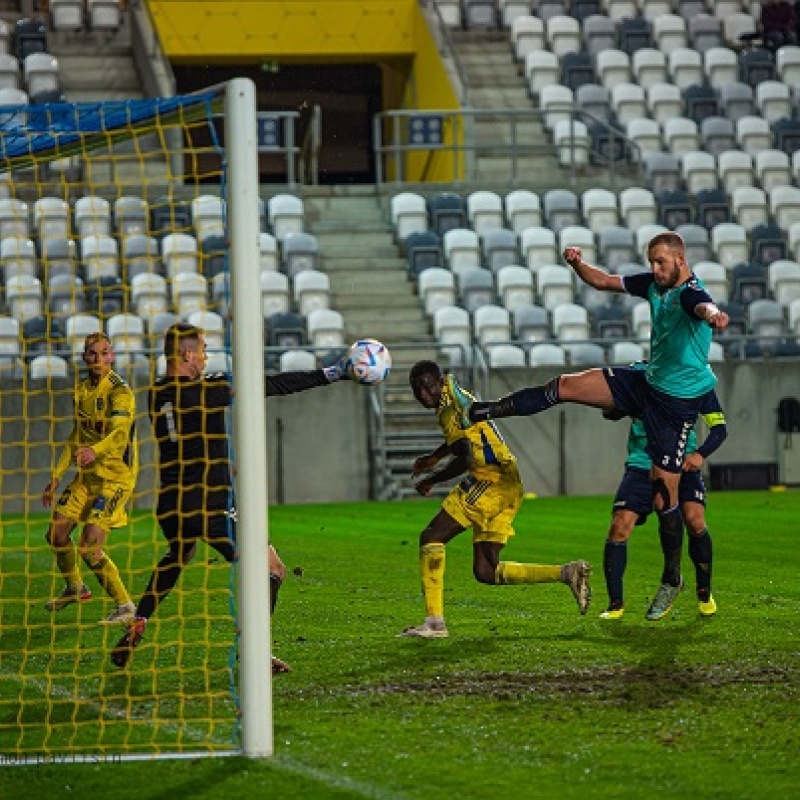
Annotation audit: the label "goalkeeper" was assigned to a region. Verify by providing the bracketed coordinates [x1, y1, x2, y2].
[111, 323, 347, 671]
[43, 332, 138, 625]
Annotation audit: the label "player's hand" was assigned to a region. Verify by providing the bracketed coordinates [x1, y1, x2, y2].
[708, 311, 729, 330]
[411, 454, 437, 478]
[414, 479, 434, 497]
[75, 446, 97, 468]
[42, 479, 58, 508]
[683, 453, 703, 472]
[563, 246, 582, 268]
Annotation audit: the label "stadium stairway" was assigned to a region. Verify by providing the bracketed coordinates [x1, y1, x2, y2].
[305, 187, 448, 500]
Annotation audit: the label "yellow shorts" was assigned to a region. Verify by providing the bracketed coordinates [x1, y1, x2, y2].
[55, 474, 133, 532]
[441, 467, 523, 545]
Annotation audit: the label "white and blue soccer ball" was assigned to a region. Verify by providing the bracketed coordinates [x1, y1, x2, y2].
[345, 338, 392, 385]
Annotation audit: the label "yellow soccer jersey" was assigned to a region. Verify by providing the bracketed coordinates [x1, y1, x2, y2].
[437, 380, 517, 481]
[54, 370, 138, 484]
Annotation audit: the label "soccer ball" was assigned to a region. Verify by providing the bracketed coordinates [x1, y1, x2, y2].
[345, 338, 392, 385]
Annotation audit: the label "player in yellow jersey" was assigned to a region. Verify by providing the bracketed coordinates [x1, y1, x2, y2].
[42, 332, 138, 624]
[399, 361, 592, 639]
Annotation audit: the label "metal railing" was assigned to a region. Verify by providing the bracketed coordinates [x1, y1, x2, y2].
[298, 104, 322, 186]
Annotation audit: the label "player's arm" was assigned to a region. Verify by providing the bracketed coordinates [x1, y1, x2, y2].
[414, 439, 471, 497]
[681, 283, 730, 330]
[563, 246, 626, 292]
[411, 442, 451, 478]
[683, 392, 727, 472]
[88, 388, 135, 464]
[265, 365, 345, 397]
[44, 424, 77, 506]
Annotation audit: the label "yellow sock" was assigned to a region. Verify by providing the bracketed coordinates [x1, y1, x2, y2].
[495, 562, 561, 585]
[53, 542, 82, 587]
[86, 553, 130, 605]
[420, 543, 446, 619]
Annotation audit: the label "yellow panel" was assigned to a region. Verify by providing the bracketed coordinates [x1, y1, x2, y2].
[147, 0, 417, 60]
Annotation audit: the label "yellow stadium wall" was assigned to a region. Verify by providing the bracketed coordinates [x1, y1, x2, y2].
[146, 0, 461, 182]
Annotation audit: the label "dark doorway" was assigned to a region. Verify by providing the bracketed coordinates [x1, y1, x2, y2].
[174, 63, 383, 184]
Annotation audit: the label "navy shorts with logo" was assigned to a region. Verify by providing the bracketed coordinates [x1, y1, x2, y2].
[613, 466, 707, 525]
[602, 366, 715, 474]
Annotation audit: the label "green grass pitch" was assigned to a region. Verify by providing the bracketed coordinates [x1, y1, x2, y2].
[0, 490, 798, 799]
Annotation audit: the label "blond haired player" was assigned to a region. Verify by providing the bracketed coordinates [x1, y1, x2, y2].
[43, 332, 138, 624]
[399, 361, 591, 639]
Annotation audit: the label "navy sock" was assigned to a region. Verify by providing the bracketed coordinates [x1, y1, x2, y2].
[657, 505, 684, 587]
[269, 573, 282, 614]
[471, 378, 560, 422]
[603, 539, 627, 609]
[688, 528, 713, 600]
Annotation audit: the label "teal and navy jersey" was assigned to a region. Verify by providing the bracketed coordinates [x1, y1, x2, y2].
[623, 272, 717, 398]
[625, 390, 726, 470]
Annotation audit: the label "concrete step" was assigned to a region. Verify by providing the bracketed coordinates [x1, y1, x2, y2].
[470, 88, 532, 108]
[334, 292, 421, 311]
[56, 54, 139, 92]
[328, 270, 413, 293]
[323, 255, 406, 272]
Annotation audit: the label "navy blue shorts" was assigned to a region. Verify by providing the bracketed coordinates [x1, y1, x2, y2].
[612, 466, 707, 525]
[602, 366, 715, 474]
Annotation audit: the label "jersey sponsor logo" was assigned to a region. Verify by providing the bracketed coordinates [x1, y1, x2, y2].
[613, 500, 627, 509]
[92, 494, 107, 512]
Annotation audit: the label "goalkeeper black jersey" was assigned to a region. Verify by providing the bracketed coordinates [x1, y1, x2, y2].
[151, 369, 332, 515]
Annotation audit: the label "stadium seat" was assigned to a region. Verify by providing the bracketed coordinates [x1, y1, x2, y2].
[114, 196, 149, 239]
[268, 194, 304, 242]
[260, 270, 290, 317]
[620, 187, 658, 229]
[22, 314, 63, 362]
[771, 118, 800, 156]
[433, 305, 472, 364]
[591, 301, 630, 339]
[390, 192, 428, 241]
[756, 81, 792, 123]
[418, 267, 457, 315]
[683, 84, 720, 124]
[148, 311, 179, 350]
[540, 85, 574, 134]
[150, 197, 191, 239]
[652, 13, 689, 53]
[704, 46, 739, 90]
[513, 303, 550, 342]
[755, 149, 791, 194]
[676, 223, 712, 262]
[644, 152, 682, 194]
[48, 273, 86, 318]
[33, 197, 70, 243]
[603, 0, 637, 23]
[40, 237, 77, 282]
[282, 231, 319, 277]
[663, 117, 700, 156]
[50, 0, 83, 31]
[74, 196, 111, 238]
[635, 224, 668, 262]
[0, 198, 29, 239]
[6, 274, 42, 321]
[546, 15, 581, 58]
[525, 50, 560, 96]
[610, 83, 647, 125]
[187, 309, 226, 351]
[789, 297, 800, 334]
[560, 52, 596, 92]
[537, 265, 575, 310]
[732, 186, 769, 231]
[521, 227, 557, 269]
[694, 261, 729, 303]
[528, 342, 567, 367]
[668, 48, 704, 89]
[552, 302, 590, 341]
[0, 236, 37, 283]
[723, 11, 757, 48]
[573, 0, 601, 22]
[700, 117, 736, 157]
[751, 222, 788, 265]
[161, 233, 198, 279]
[581, 188, 618, 230]
[631, 301, 651, 341]
[14, 18, 46, 61]
[199, 235, 227, 281]
[87, 0, 122, 31]
[190, 195, 225, 244]
[657, 189, 693, 229]
[598, 226, 636, 269]
[768, 259, 800, 306]
[504, 190, 542, 235]
[717, 81, 756, 122]
[482, 229, 519, 273]
[609, 340, 646, 365]
[732, 261, 769, 304]
[711, 222, 750, 270]
[717, 150, 755, 196]
[488, 343, 526, 368]
[565, 341, 605, 366]
[583, 15, 616, 58]
[739, 47, 775, 86]
[23, 53, 58, 98]
[130, 272, 169, 324]
[279, 349, 316, 372]
[769, 186, 800, 232]
[266, 311, 306, 350]
[776, 43, 800, 83]
[427, 192, 467, 236]
[80, 234, 119, 282]
[293, 270, 331, 317]
[65, 313, 101, 359]
[433, 0, 461, 27]
[595, 49, 632, 89]
[405, 231, 442, 278]
[85, 275, 123, 318]
[748, 298, 785, 338]
[694, 188, 731, 230]
[122, 234, 161, 281]
[496, 265, 534, 311]
[688, 14, 723, 54]
[511, 16, 545, 60]
[29, 353, 68, 380]
[258, 232, 278, 273]
[474, 304, 512, 346]
[172, 272, 208, 318]
[463, 0, 498, 30]
[681, 151, 718, 195]
[107, 313, 146, 355]
[625, 117, 662, 157]
[543, 190, 580, 234]
[618, 16, 652, 54]
[736, 115, 773, 156]
[559, 225, 597, 265]
[642, 82, 679, 127]
[554, 119, 591, 167]
[443, 228, 481, 277]
[459, 267, 495, 313]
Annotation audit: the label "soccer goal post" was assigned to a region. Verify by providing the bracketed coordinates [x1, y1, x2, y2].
[0, 77, 273, 763]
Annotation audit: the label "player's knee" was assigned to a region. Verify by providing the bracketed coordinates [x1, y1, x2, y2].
[472, 562, 496, 584]
[683, 507, 706, 536]
[79, 546, 104, 568]
[268, 545, 286, 580]
[419, 526, 438, 546]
